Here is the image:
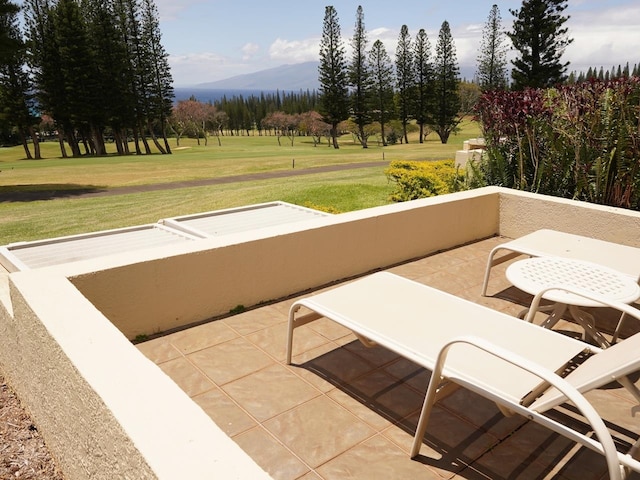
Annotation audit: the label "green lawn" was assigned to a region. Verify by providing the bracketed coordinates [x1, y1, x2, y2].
[0, 121, 481, 244]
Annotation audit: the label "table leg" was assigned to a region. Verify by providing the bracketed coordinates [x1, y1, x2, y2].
[524, 302, 567, 329]
[568, 305, 611, 348]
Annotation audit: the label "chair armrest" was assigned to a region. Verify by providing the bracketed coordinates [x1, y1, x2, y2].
[526, 285, 640, 324]
[429, 335, 625, 479]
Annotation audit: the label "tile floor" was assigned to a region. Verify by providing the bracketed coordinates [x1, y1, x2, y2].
[137, 236, 640, 480]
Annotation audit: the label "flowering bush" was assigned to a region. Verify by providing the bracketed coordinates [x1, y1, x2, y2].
[385, 160, 464, 202]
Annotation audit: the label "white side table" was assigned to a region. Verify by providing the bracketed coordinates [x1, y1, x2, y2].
[506, 256, 640, 347]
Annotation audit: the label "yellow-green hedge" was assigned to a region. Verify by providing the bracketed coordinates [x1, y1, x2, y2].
[385, 160, 464, 202]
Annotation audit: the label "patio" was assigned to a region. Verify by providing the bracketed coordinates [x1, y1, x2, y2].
[137, 236, 640, 480]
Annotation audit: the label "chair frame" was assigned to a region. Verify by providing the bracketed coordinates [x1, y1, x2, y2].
[286, 272, 640, 480]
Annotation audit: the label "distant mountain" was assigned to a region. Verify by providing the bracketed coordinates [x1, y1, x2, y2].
[195, 61, 320, 91]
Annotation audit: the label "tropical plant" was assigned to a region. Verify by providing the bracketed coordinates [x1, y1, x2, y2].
[475, 77, 640, 210]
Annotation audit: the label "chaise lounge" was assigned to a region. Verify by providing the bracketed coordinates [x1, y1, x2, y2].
[286, 271, 640, 480]
[480, 229, 640, 296]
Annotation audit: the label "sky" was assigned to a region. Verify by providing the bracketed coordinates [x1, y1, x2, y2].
[157, 0, 640, 86]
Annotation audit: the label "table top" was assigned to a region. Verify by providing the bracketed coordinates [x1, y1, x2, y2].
[506, 256, 640, 307]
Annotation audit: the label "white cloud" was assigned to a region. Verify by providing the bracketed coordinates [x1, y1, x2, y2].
[563, 4, 640, 71]
[242, 43, 260, 60]
[268, 38, 319, 63]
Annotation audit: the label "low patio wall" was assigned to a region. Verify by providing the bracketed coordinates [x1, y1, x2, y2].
[497, 189, 640, 247]
[70, 188, 499, 339]
[2, 186, 640, 479]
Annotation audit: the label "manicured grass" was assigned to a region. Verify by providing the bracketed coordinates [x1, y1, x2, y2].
[0, 121, 481, 244]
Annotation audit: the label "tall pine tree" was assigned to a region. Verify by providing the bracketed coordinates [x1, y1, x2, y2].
[476, 4, 508, 91]
[0, 0, 20, 63]
[0, 2, 41, 158]
[395, 25, 414, 144]
[412, 28, 433, 144]
[508, 0, 573, 89]
[318, 5, 349, 149]
[431, 20, 460, 144]
[347, 5, 372, 148]
[140, 0, 173, 154]
[369, 39, 395, 147]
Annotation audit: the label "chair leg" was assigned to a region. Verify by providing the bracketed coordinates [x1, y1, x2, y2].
[411, 375, 450, 457]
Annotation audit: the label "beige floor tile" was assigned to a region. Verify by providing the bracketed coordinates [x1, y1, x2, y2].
[139, 237, 640, 479]
[326, 387, 392, 431]
[187, 337, 275, 385]
[157, 357, 214, 397]
[438, 388, 527, 439]
[299, 345, 378, 385]
[384, 406, 500, 473]
[342, 339, 401, 367]
[233, 427, 310, 480]
[247, 322, 330, 363]
[192, 387, 256, 437]
[136, 336, 181, 364]
[470, 429, 595, 480]
[415, 270, 467, 295]
[223, 364, 321, 422]
[383, 357, 431, 393]
[223, 305, 286, 335]
[306, 316, 353, 342]
[387, 260, 438, 280]
[296, 471, 322, 480]
[424, 250, 468, 270]
[169, 320, 238, 355]
[477, 420, 578, 476]
[288, 343, 349, 393]
[316, 435, 442, 479]
[264, 396, 375, 468]
[343, 369, 424, 421]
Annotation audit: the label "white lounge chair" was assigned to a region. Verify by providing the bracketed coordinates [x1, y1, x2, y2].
[286, 272, 640, 480]
[481, 229, 640, 297]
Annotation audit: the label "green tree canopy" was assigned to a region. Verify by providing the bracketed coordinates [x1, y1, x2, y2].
[412, 28, 434, 143]
[348, 5, 373, 148]
[431, 20, 460, 144]
[508, 0, 573, 89]
[318, 5, 349, 149]
[395, 24, 414, 144]
[476, 4, 509, 91]
[369, 39, 395, 147]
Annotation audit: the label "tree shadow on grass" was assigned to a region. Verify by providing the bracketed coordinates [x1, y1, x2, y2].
[0, 184, 107, 202]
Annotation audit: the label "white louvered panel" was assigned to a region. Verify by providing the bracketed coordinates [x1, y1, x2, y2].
[7, 226, 195, 270]
[175, 203, 326, 236]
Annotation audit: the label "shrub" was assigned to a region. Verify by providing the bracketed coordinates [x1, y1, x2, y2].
[385, 160, 464, 202]
[475, 76, 640, 209]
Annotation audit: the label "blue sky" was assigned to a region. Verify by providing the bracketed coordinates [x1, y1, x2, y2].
[158, 0, 640, 86]
[17, 0, 636, 87]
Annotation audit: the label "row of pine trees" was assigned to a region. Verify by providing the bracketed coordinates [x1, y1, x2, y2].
[1, 0, 173, 159]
